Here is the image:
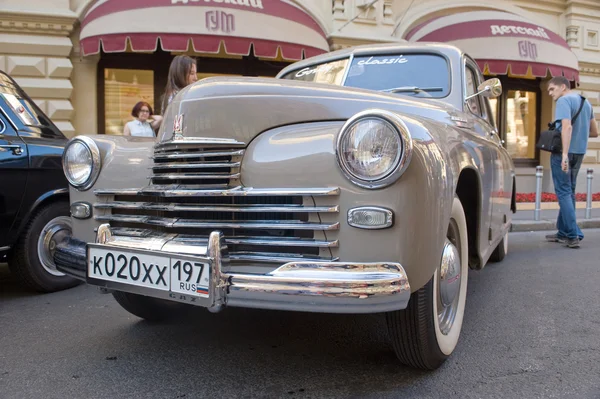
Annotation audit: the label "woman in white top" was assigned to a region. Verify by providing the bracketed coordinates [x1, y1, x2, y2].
[123, 101, 163, 137]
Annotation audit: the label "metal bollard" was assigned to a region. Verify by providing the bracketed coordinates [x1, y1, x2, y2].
[535, 165, 543, 221]
[586, 168, 594, 219]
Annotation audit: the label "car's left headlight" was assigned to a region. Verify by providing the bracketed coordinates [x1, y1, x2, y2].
[336, 109, 412, 189]
[62, 136, 101, 191]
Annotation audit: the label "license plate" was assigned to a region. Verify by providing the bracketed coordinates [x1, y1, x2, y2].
[87, 246, 210, 298]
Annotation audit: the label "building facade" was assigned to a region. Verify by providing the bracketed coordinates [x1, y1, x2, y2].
[1, 0, 599, 192]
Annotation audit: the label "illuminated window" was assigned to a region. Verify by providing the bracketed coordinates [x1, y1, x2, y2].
[505, 90, 537, 159]
[104, 69, 154, 135]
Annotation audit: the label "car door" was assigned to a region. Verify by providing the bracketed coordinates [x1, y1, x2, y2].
[464, 58, 510, 248]
[0, 110, 28, 246]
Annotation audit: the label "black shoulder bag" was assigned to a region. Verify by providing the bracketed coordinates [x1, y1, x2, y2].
[536, 95, 586, 153]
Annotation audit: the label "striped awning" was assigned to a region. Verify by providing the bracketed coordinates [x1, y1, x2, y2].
[405, 10, 579, 81]
[79, 0, 329, 61]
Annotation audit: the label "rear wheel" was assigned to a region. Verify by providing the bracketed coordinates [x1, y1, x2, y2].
[489, 231, 508, 262]
[112, 291, 193, 322]
[386, 197, 469, 370]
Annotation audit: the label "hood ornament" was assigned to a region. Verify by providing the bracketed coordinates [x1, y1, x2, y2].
[172, 114, 184, 141]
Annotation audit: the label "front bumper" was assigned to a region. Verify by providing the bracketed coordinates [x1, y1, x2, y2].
[54, 225, 411, 314]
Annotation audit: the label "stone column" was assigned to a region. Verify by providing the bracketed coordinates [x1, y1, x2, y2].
[0, 9, 77, 136]
[70, 26, 99, 136]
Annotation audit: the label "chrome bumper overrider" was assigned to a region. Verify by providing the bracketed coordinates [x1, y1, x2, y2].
[53, 224, 411, 314]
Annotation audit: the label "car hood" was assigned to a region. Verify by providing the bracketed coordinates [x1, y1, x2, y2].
[158, 76, 460, 144]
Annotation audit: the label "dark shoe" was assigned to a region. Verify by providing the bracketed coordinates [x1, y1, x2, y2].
[546, 233, 566, 243]
[565, 238, 580, 248]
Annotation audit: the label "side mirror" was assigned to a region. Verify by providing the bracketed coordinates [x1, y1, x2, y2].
[465, 78, 502, 101]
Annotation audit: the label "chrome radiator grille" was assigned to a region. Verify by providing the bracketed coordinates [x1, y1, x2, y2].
[151, 146, 244, 187]
[94, 142, 340, 267]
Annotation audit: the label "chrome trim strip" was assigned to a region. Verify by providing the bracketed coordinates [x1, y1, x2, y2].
[149, 173, 241, 180]
[151, 162, 241, 170]
[225, 237, 338, 248]
[94, 186, 341, 197]
[0, 246, 10, 251]
[155, 138, 246, 149]
[94, 214, 340, 231]
[230, 253, 338, 263]
[340, 53, 354, 86]
[94, 201, 339, 214]
[108, 228, 338, 248]
[152, 150, 245, 160]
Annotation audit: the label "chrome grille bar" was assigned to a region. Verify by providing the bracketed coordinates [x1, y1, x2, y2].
[109, 228, 339, 248]
[149, 173, 241, 180]
[230, 252, 339, 263]
[152, 149, 245, 160]
[151, 162, 240, 170]
[95, 214, 340, 231]
[94, 201, 339, 213]
[95, 186, 340, 197]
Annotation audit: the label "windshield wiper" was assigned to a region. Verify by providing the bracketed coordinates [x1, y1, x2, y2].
[382, 86, 443, 94]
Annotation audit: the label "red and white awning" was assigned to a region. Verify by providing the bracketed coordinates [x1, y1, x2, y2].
[405, 10, 579, 81]
[79, 0, 329, 61]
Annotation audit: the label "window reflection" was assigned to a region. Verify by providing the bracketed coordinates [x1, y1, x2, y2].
[104, 69, 154, 135]
[505, 90, 537, 159]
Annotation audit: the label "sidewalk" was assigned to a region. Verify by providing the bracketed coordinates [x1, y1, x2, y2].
[511, 202, 600, 232]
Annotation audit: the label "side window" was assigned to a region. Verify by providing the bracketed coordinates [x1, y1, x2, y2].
[464, 66, 483, 117]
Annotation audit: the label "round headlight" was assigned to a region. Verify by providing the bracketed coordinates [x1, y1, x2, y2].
[62, 136, 101, 191]
[337, 110, 412, 189]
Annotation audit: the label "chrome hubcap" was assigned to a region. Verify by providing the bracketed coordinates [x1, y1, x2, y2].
[37, 216, 72, 277]
[437, 224, 462, 335]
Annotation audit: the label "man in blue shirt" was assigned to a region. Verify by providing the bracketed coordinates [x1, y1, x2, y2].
[546, 76, 598, 248]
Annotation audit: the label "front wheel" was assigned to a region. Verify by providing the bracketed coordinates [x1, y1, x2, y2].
[386, 197, 469, 370]
[8, 201, 80, 293]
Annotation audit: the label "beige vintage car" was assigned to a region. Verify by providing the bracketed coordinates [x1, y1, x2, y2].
[53, 43, 514, 370]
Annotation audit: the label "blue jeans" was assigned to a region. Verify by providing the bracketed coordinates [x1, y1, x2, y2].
[550, 153, 584, 240]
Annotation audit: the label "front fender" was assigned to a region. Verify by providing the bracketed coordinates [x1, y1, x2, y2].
[242, 116, 454, 292]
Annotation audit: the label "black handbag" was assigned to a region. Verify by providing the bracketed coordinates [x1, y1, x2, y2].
[536, 95, 586, 153]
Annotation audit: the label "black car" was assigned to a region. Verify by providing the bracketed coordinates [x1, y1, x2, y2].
[0, 70, 78, 292]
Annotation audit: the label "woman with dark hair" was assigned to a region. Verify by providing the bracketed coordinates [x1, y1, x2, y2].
[161, 55, 198, 114]
[123, 101, 163, 137]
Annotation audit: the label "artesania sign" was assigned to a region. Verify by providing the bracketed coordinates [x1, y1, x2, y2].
[490, 24, 550, 40]
[171, 0, 264, 8]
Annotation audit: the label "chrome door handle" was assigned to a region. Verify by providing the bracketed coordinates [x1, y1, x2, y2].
[0, 144, 23, 155]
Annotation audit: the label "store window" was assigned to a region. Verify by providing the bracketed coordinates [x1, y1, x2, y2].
[504, 90, 537, 159]
[104, 68, 154, 135]
[485, 76, 541, 164]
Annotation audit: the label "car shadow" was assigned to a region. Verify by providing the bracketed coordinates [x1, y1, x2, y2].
[0, 263, 39, 300]
[92, 299, 446, 397]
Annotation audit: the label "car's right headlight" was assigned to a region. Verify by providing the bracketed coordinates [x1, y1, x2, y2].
[62, 136, 101, 191]
[336, 109, 413, 189]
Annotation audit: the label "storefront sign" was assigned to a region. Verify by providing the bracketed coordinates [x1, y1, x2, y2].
[172, 0, 264, 9]
[206, 10, 235, 33]
[491, 24, 550, 40]
[518, 40, 538, 60]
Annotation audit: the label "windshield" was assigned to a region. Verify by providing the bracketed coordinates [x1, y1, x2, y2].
[344, 54, 450, 98]
[282, 53, 451, 99]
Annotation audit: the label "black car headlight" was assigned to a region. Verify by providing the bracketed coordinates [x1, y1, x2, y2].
[62, 136, 101, 191]
[336, 109, 412, 189]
